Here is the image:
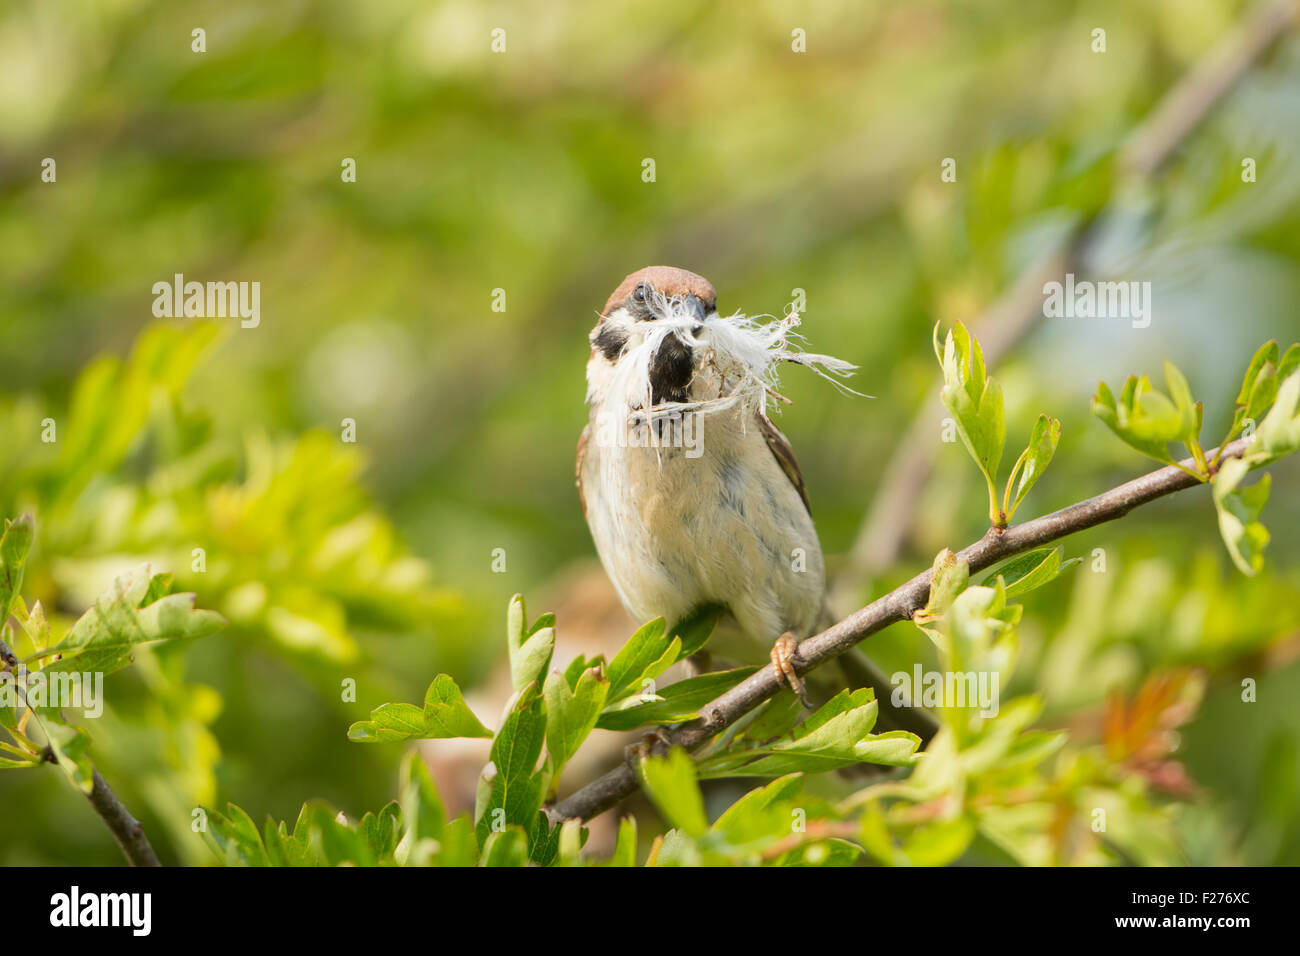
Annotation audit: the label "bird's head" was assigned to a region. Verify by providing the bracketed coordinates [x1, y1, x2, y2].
[586, 266, 719, 408]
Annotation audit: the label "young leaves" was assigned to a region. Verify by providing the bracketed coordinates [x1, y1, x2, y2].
[915, 548, 969, 626]
[604, 617, 681, 703]
[1211, 459, 1271, 576]
[397, 750, 446, 865]
[506, 595, 555, 693]
[988, 547, 1080, 599]
[935, 321, 1005, 522]
[1093, 343, 1300, 577]
[38, 566, 225, 677]
[935, 323, 1060, 525]
[41, 720, 95, 793]
[1002, 414, 1061, 521]
[1255, 368, 1300, 460]
[474, 682, 550, 859]
[544, 664, 609, 781]
[1092, 362, 1203, 474]
[203, 800, 404, 867]
[698, 688, 920, 778]
[1228, 340, 1299, 453]
[596, 666, 758, 731]
[639, 747, 710, 838]
[0, 515, 33, 626]
[347, 674, 493, 743]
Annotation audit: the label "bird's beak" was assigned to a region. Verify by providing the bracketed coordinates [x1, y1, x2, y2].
[682, 294, 706, 324]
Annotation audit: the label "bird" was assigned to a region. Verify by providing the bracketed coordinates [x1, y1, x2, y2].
[576, 265, 831, 704]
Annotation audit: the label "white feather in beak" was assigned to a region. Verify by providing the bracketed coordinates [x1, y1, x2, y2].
[610, 287, 867, 427]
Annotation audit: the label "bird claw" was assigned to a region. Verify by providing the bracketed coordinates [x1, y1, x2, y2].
[771, 632, 811, 709]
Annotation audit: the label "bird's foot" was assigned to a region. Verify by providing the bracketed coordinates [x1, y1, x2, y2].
[770, 632, 812, 709]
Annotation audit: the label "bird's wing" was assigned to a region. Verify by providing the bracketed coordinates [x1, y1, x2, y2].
[575, 423, 590, 519]
[755, 409, 812, 517]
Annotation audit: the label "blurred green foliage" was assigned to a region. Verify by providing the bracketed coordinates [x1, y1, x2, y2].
[2, 0, 1299, 864]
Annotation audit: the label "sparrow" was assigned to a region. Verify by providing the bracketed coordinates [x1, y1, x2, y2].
[576, 266, 827, 703]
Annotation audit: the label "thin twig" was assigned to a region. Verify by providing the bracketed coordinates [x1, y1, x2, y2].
[1120, 0, 1299, 177]
[831, 0, 1298, 606]
[85, 768, 161, 867]
[548, 439, 1249, 825]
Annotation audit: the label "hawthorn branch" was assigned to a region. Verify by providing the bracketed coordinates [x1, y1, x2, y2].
[830, 0, 1298, 606]
[86, 767, 161, 867]
[548, 439, 1250, 825]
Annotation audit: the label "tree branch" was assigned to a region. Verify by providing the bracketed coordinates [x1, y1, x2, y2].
[830, 0, 1298, 606]
[548, 439, 1250, 825]
[85, 767, 161, 867]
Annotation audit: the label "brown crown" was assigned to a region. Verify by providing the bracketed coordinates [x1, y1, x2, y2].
[601, 266, 717, 318]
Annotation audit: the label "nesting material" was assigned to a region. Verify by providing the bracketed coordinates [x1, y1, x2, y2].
[613, 288, 865, 426]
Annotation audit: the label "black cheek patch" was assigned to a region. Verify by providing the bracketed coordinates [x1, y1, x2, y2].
[592, 323, 629, 361]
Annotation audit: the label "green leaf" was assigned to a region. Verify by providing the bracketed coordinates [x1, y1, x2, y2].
[40, 565, 225, 677]
[945, 582, 1021, 680]
[1211, 458, 1271, 576]
[357, 801, 402, 861]
[41, 719, 95, 794]
[774, 837, 864, 867]
[348, 674, 493, 742]
[300, 803, 375, 866]
[902, 815, 977, 866]
[17, 598, 51, 653]
[596, 666, 758, 731]
[916, 548, 969, 625]
[990, 547, 1079, 598]
[434, 814, 480, 867]
[481, 826, 531, 867]
[699, 689, 920, 778]
[544, 665, 609, 776]
[556, 818, 588, 866]
[1162, 360, 1199, 444]
[1004, 415, 1061, 517]
[506, 595, 555, 694]
[0, 515, 34, 625]
[605, 618, 680, 702]
[262, 819, 313, 867]
[742, 690, 805, 742]
[937, 322, 1005, 508]
[711, 773, 804, 847]
[639, 746, 709, 837]
[1236, 341, 1278, 406]
[476, 683, 548, 851]
[1279, 344, 1300, 383]
[606, 817, 638, 867]
[1255, 371, 1300, 459]
[398, 750, 446, 846]
[1235, 341, 1280, 434]
[1093, 371, 1200, 468]
[202, 803, 272, 866]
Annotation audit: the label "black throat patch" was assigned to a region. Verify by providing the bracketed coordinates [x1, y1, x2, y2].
[649, 334, 693, 405]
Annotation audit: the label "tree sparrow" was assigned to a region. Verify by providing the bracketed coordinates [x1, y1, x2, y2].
[576, 266, 844, 704]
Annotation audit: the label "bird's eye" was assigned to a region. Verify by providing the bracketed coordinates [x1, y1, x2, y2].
[632, 283, 648, 302]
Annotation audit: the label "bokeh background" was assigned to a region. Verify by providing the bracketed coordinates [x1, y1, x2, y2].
[2, 0, 1299, 864]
